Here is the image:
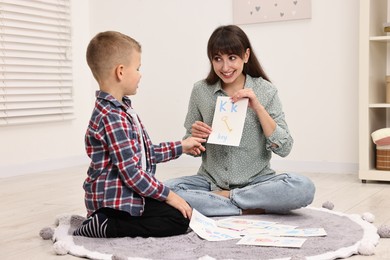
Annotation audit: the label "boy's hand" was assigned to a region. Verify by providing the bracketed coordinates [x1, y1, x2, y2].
[182, 136, 206, 155]
[165, 191, 192, 219]
[191, 121, 212, 138]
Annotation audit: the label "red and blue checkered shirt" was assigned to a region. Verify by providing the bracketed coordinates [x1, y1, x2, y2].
[83, 91, 182, 217]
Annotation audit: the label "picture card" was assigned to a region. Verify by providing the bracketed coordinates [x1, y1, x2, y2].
[189, 209, 242, 241]
[207, 96, 248, 146]
[216, 217, 277, 231]
[237, 234, 306, 248]
[274, 228, 327, 237]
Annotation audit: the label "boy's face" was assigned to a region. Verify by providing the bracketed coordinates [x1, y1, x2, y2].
[123, 50, 141, 96]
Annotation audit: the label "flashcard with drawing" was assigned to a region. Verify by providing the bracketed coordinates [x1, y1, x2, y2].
[207, 96, 248, 146]
[275, 228, 327, 237]
[189, 209, 242, 241]
[237, 235, 306, 248]
[241, 224, 298, 236]
[216, 217, 277, 231]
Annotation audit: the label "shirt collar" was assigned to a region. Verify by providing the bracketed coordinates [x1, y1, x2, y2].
[212, 80, 224, 94]
[212, 74, 254, 94]
[244, 74, 255, 89]
[95, 90, 132, 109]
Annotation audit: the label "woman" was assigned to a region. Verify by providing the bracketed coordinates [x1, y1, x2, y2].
[165, 25, 315, 216]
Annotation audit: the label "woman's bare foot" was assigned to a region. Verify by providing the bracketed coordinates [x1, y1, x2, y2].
[212, 190, 230, 198]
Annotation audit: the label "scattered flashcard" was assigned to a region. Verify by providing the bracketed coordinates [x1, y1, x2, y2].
[275, 228, 327, 237]
[189, 209, 241, 241]
[240, 223, 298, 235]
[216, 217, 277, 231]
[249, 220, 280, 229]
[207, 96, 248, 146]
[259, 224, 298, 232]
[237, 235, 307, 248]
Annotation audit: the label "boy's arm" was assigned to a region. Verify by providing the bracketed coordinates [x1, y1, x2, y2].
[153, 137, 206, 163]
[153, 141, 183, 164]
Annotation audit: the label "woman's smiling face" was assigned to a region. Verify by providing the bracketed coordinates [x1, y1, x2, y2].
[211, 50, 249, 86]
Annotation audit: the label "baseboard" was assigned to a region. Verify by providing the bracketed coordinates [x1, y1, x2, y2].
[271, 159, 358, 174]
[0, 155, 358, 178]
[0, 155, 89, 178]
[162, 157, 359, 174]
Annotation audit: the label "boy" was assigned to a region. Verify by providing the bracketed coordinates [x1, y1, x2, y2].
[73, 31, 205, 238]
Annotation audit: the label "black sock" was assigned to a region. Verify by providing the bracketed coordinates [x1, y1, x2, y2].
[73, 212, 108, 238]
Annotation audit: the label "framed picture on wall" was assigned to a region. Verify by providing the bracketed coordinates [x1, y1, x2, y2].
[233, 0, 311, 25]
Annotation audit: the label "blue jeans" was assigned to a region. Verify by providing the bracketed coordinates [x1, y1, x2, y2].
[165, 173, 315, 217]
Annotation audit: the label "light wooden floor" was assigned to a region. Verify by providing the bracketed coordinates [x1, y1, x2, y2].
[1, 164, 390, 260]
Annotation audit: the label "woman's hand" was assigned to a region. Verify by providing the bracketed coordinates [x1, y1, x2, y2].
[231, 88, 276, 138]
[230, 88, 261, 111]
[191, 121, 212, 138]
[181, 136, 206, 155]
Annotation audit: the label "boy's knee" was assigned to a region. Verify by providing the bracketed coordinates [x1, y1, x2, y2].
[166, 215, 190, 236]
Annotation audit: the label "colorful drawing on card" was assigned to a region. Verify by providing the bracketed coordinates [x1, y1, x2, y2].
[189, 209, 242, 241]
[207, 96, 248, 146]
[216, 217, 277, 231]
[276, 228, 327, 237]
[233, 0, 311, 25]
[237, 234, 307, 248]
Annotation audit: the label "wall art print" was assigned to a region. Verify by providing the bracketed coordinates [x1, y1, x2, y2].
[233, 0, 312, 25]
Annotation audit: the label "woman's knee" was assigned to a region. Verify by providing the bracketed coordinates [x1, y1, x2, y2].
[164, 178, 179, 189]
[164, 177, 191, 190]
[164, 175, 210, 191]
[289, 174, 316, 205]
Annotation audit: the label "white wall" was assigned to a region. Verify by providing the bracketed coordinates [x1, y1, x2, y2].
[87, 0, 232, 144]
[244, 0, 360, 173]
[88, 0, 360, 174]
[0, 0, 359, 177]
[0, 0, 92, 177]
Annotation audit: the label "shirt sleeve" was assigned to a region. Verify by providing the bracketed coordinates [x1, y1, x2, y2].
[264, 89, 294, 157]
[102, 112, 169, 201]
[181, 85, 206, 158]
[153, 141, 182, 163]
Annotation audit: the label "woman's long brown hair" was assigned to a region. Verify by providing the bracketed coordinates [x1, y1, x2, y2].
[205, 25, 270, 85]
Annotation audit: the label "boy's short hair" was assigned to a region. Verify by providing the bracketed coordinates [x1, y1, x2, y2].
[86, 31, 141, 83]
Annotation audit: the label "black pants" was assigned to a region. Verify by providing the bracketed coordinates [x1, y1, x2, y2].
[94, 198, 190, 238]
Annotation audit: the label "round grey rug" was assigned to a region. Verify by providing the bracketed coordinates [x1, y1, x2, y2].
[49, 207, 379, 260]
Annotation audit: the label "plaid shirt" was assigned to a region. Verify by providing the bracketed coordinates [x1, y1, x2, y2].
[83, 91, 182, 217]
